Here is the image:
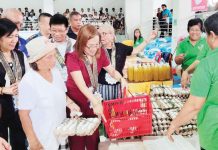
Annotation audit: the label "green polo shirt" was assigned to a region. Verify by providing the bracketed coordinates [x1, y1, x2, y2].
[133, 37, 144, 48]
[176, 37, 210, 70]
[190, 48, 218, 150]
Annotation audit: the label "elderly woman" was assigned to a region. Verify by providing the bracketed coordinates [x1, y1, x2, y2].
[98, 23, 157, 100]
[167, 12, 218, 150]
[0, 18, 28, 150]
[18, 37, 80, 150]
[175, 18, 211, 88]
[66, 24, 125, 150]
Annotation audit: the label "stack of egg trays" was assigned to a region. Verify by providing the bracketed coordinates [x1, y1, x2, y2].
[150, 85, 190, 100]
[166, 109, 197, 137]
[152, 109, 171, 136]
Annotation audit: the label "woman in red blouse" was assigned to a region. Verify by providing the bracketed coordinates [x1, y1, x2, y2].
[66, 24, 126, 150]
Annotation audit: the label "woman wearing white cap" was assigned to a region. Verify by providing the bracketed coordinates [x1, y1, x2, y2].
[18, 36, 80, 150]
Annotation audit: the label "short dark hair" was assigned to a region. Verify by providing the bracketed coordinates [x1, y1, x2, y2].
[187, 18, 203, 32]
[30, 62, 39, 71]
[161, 4, 167, 7]
[38, 13, 52, 21]
[0, 18, 18, 38]
[49, 14, 68, 28]
[204, 12, 218, 35]
[69, 11, 81, 19]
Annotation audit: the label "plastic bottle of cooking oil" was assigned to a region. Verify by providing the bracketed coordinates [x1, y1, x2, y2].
[162, 64, 167, 81]
[138, 64, 143, 82]
[150, 63, 155, 81]
[134, 64, 139, 82]
[166, 64, 171, 80]
[153, 64, 159, 81]
[127, 64, 134, 82]
[147, 64, 152, 81]
[143, 65, 148, 82]
[159, 64, 164, 81]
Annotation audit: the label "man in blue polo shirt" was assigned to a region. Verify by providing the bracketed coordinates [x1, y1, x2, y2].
[26, 13, 52, 43]
[160, 4, 173, 37]
[161, 4, 172, 23]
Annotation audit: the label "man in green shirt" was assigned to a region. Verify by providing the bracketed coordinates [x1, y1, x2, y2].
[167, 12, 218, 150]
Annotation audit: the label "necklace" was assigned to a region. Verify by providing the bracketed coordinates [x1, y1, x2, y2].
[0, 50, 22, 84]
[83, 55, 98, 90]
[104, 44, 118, 84]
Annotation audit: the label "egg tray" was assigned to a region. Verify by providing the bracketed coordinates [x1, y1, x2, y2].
[55, 118, 101, 137]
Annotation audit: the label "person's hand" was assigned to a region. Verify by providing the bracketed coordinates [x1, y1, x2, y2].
[69, 102, 81, 112]
[181, 71, 190, 89]
[69, 102, 81, 118]
[166, 122, 180, 142]
[148, 30, 158, 41]
[0, 137, 11, 150]
[120, 78, 128, 91]
[176, 54, 185, 62]
[2, 82, 19, 96]
[29, 140, 44, 150]
[92, 100, 107, 122]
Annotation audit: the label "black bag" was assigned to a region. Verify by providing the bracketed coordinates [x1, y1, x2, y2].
[162, 52, 172, 66]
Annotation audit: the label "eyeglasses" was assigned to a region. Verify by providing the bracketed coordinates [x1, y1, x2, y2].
[86, 43, 100, 49]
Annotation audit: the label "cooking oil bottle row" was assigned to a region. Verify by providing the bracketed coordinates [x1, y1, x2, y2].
[127, 63, 171, 82]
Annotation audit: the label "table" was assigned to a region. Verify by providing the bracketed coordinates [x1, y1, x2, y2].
[99, 134, 200, 150]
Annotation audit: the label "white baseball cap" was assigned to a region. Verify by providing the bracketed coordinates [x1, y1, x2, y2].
[26, 36, 56, 63]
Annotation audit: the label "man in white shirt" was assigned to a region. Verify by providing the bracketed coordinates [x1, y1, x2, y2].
[86, 8, 92, 16]
[49, 14, 76, 81]
[111, 8, 117, 19]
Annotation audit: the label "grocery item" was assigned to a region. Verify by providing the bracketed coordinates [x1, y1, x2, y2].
[149, 86, 196, 137]
[127, 63, 171, 82]
[150, 85, 190, 99]
[55, 117, 101, 137]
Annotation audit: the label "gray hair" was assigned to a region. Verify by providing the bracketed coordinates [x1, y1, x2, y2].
[99, 23, 115, 36]
[2, 8, 22, 19]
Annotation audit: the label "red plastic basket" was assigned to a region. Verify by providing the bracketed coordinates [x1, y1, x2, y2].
[103, 95, 152, 139]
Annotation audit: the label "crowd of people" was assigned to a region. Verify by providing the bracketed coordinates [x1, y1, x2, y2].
[63, 7, 125, 34]
[0, 5, 218, 150]
[0, 8, 156, 150]
[0, 7, 125, 34]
